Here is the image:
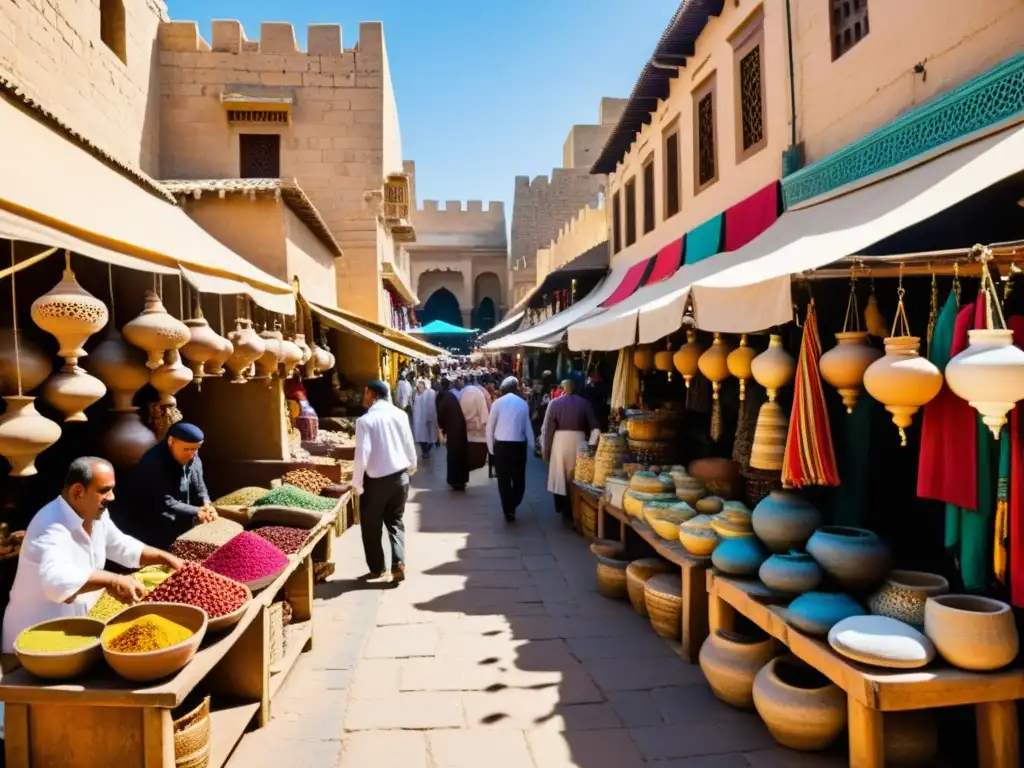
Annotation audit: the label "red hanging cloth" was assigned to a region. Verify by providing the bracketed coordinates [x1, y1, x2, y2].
[1008, 314, 1024, 606]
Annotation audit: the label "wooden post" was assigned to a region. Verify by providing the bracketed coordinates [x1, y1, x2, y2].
[847, 696, 884, 768]
[976, 700, 1020, 768]
[207, 607, 270, 726]
[285, 554, 315, 651]
[596, 496, 606, 540]
[4, 703, 30, 767]
[680, 563, 709, 663]
[707, 579, 736, 634]
[142, 708, 174, 768]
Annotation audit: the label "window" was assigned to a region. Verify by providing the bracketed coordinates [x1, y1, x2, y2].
[831, 0, 869, 59]
[239, 134, 281, 178]
[732, 15, 767, 163]
[642, 158, 655, 234]
[612, 190, 622, 254]
[693, 75, 718, 193]
[100, 0, 127, 64]
[624, 178, 637, 247]
[664, 129, 680, 219]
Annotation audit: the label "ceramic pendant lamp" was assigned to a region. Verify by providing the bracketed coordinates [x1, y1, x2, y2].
[150, 349, 193, 406]
[30, 251, 108, 368]
[750, 334, 796, 472]
[259, 326, 285, 378]
[698, 334, 732, 399]
[654, 340, 674, 380]
[311, 344, 332, 378]
[226, 317, 265, 383]
[633, 346, 654, 372]
[42, 365, 106, 422]
[123, 290, 190, 370]
[278, 327, 303, 378]
[820, 276, 882, 413]
[203, 297, 233, 377]
[181, 306, 225, 384]
[673, 329, 703, 388]
[727, 334, 757, 401]
[254, 326, 280, 381]
[86, 327, 150, 411]
[0, 330, 50, 396]
[293, 332, 313, 366]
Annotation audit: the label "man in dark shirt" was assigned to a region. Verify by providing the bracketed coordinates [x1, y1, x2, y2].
[132, 422, 217, 550]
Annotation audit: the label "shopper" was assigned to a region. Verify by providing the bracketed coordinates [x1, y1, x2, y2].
[486, 376, 534, 522]
[436, 378, 470, 490]
[411, 379, 438, 458]
[352, 380, 417, 583]
[394, 371, 414, 421]
[542, 379, 601, 516]
[460, 375, 490, 473]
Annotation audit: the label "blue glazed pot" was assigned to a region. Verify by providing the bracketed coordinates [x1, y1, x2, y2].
[759, 550, 823, 595]
[751, 490, 822, 553]
[785, 591, 865, 636]
[806, 526, 891, 593]
[712, 535, 768, 576]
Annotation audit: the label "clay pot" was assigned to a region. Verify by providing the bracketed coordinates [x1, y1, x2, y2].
[698, 334, 731, 399]
[785, 591, 865, 636]
[278, 337, 303, 378]
[710, 514, 753, 540]
[181, 313, 224, 380]
[727, 334, 758, 400]
[806, 526, 891, 593]
[678, 527, 718, 557]
[626, 558, 674, 616]
[0, 396, 62, 476]
[0, 329, 50, 395]
[122, 291, 190, 370]
[711, 536, 767, 576]
[862, 336, 942, 445]
[885, 711, 939, 766]
[750, 334, 795, 402]
[750, 400, 788, 471]
[699, 629, 776, 709]
[633, 346, 654, 371]
[945, 328, 1024, 439]
[226, 319, 265, 383]
[695, 496, 724, 515]
[312, 344, 333, 377]
[924, 594, 1019, 671]
[868, 570, 949, 628]
[42, 365, 106, 422]
[85, 327, 150, 411]
[30, 264, 108, 367]
[752, 490, 822, 553]
[819, 331, 882, 414]
[672, 330, 703, 388]
[293, 333, 312, 366]
[98, 408, 158, 467]
[759, 551, 823, 595]
[688, 458, 742, 499]
[150, 350, 193, 406]
[752, 656, 846, 751]
[204, 333, 233, 377]
[253, 335, 280, 381]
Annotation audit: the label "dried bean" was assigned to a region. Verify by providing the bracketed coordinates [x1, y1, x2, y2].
[144, 563, 249, 618]
[252, 525, 310, 555]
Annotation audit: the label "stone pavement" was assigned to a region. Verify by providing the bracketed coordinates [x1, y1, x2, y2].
[227, 449, 843, 767]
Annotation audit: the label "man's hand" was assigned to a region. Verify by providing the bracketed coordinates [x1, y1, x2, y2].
[197, 505, 218, 524]
[163, 553, 185, 571]
[110, 574, 146, 603]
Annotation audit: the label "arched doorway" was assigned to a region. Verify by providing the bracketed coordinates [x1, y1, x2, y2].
[419, 287, 463, 328]
[473, 297, 496, 331]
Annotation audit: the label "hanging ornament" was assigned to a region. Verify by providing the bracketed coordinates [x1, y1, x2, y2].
[226, 316, 265, 383]
[123, 288, 190, 370]
[751, 334, 796, 403]
[312, 344, 332, 377]
[749, 334, 795, 472]
[42, 365, 106, 422]
[862, 266, 943, 446]
[30, 251, 108, 368]
[698, 333, 731, 399]
[0, 329, 50, 396]
[820, 273, 882, 414]
[182, 304, 224, 385]
[654, 341, 674, 379]
[150, 349, 193, 406]
[727, 334, 757, 401]
[673, 329, 703, 388]
[633, 346, 654, 371]
[204, 296, 233, 377]
[945, 246, 1024, 439]
[254, 324, 280, 381]
[864, 279, 888, 339]
[278, 326, 302, 378]
[294, 332, 313, 366]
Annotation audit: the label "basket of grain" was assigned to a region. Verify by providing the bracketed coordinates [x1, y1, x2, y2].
[173, 696, 211, 768]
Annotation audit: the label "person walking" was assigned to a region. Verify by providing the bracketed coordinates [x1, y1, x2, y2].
[486, 376, 534, 522]
[411, 379, 438, 459]
[394, 372, 414, 422]
[436, 378, 470, 490]
[460, 375, 490, 474]
[353, 380, 417, 583]
[542, 379, 602, 517]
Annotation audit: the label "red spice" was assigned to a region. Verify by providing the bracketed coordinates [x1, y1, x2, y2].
[252, 526, 310, 555]
[143, 563, 249, 618]
[203, 532, 289, 583]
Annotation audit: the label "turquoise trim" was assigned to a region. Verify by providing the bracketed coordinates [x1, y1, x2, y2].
[782, 51, 1024, 207]
[684, 213, 724, 265]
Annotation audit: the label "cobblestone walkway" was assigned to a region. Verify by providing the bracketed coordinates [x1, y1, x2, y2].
[227, 450, 841, 767]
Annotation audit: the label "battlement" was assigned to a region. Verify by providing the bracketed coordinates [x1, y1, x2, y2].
[158, 19, 384, 56]
[416, 200, 505, 216]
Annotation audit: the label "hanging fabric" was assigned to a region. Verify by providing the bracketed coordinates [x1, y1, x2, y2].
[833, 394, 874, 527]
[1007, 313, 1024, 605]
[995, 430, 1010, 584]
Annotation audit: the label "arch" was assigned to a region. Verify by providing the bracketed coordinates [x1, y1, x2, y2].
[419, 287, 463, 328]
[416, 269, 468, 309]
[473, 297, 496, 331]
[473, 271, 502, 308]
[100, 0, 127, 63]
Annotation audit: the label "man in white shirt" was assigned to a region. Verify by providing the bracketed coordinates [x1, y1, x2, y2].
[353, 380, 418, 583]
[486, 376, 534, 522]
[2, 457, 183, 653]
[394, 373, 414, 421]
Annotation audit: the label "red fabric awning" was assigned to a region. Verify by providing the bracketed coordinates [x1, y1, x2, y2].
[723, 182, 781, 252]
[600, 257, 652, 308]
[645, 238, 683, 285]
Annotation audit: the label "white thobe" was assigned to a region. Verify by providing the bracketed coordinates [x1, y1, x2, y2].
[412, 388, 438, 444]
[460, 385, 490, 443]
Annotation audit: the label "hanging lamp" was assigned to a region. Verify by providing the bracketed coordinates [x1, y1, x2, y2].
[749, 333, 796, 471]
[123, 282, 190, 370]
[699, 333, 731, 442]
[673, 329, 703, 388]
[633, 346, 654, 371]
[204, 296, 234, 377]
[819, 273, 882, 413]
[654, 340, 674, 379]
[727, 334, 757, 400]
[30, 251, 108, 368]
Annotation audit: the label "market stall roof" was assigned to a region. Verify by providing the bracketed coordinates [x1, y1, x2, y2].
[476, 310, 524, 345]
[507, 241, 610, 317]
[0, 93, 295, 314]
[308, 300, 438, 362]
[411, 319, 477, 335]
[569, 121, 1024, 349]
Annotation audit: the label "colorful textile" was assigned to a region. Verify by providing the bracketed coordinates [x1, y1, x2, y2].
[724, 182, 781, 252]
[1007, 315, 1024, 605]
[683, 214, 723, 265]
[646, 238, 683, 284]
[995, 430, 1010, 584]
[834, 394, 874, 527]
[782, 302, 839, 487]
[601, 258, 652, 307]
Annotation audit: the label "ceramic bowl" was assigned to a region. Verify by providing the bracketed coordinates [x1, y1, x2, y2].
[14, 617, 104, 680]
[759, 551, 823, 595]
[102, 603, 208, 682]
[206, 584, 253, 632]
[710, 515, 754, 540]
[924, 594, 1019, 671]
[784, 592, 865, 637]
[868, 570, 949, 628]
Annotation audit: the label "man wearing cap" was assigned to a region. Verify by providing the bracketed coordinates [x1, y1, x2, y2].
[486, 377, 534, 522]
[130, 422, 217, 550]
[353, 380, 417, 582]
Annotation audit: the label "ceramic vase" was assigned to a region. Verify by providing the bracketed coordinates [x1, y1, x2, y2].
[711, 535, 768, 576]
[122, 291, 190, 370]
[688, 458, 742, 499]
[98, 408, 158, 467]
[278, 336, 302, 378]
[862, 336, 942, 445]
[727, 334, 757, 400]
[699, 629, 776, 709]
[751, 334, 795, 401]
[0, 329, 50, 395]
[253, 335, 280, 381]
[698, 334, 731, 399]
[226, 319, 265, 383]
[924, 594, 1019, 671]
[673, 330, 703, 388]
[750, 400, 788, 471]
[806, 526, 891, 593]
[85, 327, 150, 411]
[30, 264, 108, 367]
[752, 490, 822, 553]
[0, 396, 62, 476]
[868, 570, 949, 628]
[785, 591, 865, 636]
[42, 364, 106, 422]
[819, 331, 882, 414]
[752, 656, 847, 751]
[181, 312, 224, 381]
[204, 333, 233, 377]
[945, 328, 1024, 439]
[150, 350, 193, 406]
[759, 551, 823, 595]
[633, 346, 654, 371]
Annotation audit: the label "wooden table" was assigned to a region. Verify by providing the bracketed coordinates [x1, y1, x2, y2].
[599, 501, 711, 662]
[0, 515, 336, 768]
[706, 571, 1024, 768]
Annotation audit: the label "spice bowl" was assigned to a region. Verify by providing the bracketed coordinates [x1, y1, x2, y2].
[206, 584, 253, 632]
[102, 603, 208, 682]
[14, 616, 104, 680]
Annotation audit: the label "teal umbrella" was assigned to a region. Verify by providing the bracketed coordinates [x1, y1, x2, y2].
[411, 320, 478, 335]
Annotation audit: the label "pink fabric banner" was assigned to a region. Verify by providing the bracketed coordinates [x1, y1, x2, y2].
[723, 182, 781, 252]
[601, 258, 652, 308]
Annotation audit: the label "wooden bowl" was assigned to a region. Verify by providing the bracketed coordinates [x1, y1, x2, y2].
[14, 617, 104, 680]
[102, 603, 207, 682]
[207, 584, 253, 632]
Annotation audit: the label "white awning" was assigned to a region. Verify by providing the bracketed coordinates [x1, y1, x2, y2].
[476, 310, 524, 345]
[308, 301, 438, 363]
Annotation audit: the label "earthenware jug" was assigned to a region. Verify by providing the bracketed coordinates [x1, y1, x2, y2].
[806, 526, 891, 593]
[752, 490, 822, 553]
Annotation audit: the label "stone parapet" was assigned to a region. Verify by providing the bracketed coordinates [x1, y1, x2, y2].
[158, 19, 382, 57]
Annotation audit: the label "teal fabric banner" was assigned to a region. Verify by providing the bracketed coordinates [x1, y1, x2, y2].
[684, 214, 723, 265]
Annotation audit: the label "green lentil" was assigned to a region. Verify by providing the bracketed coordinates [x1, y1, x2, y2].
[213, 487, 269, 506]
[253, 484, 336, 512]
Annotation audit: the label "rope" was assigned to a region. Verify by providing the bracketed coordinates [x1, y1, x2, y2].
[10, 241, 21, 395]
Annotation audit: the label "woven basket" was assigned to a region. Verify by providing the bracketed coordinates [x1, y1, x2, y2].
[595, 555, 629, 599]
[626, 558, 674, 617]
[577, 496, 598, 539]
[574, 454, 596, 485]
[645, 573, 683, 640]
[174, 696, 211, 768]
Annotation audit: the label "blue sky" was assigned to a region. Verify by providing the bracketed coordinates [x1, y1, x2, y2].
[167, 0, 679, 212]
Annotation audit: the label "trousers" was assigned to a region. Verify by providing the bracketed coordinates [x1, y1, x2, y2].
[359, 470, 409, 574]
[493, 440, 527, 518]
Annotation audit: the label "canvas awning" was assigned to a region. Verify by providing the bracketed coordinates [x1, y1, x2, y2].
[476, 310, 524, 345]
[308, 301, 437, 362]
[0, 94, 295, 314]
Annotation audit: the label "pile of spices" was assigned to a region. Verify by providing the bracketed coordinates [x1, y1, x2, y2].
[252, 525, 309, 555]
[171, 539, 217, 563]
[213, 486, 268, 507]
[253, 485, 336, 512]
[144, 563, 249, 618]
[338, 459, 354, 481]
[17, 627, 99, 653]
[203, 532, 289, 583]
[89, 566, 175, 621]
[178, 517, 244, 546]
[281, 468, 333, 495]
[104, 615, 193, 653]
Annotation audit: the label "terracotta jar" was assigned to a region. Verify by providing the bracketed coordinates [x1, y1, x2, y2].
[672, 330, 703, 388]
[819, 331, 882, 414]
[752, 656, 847, 751]
[30, 263, 108, 367]
[0, 396, 62, 476]
[42, 364, 106, 422]
[750, 334, 795, 402]
[727, 334, 758, 400]
[699, 629, 776, 709]
[85, 327, 150, 411]
[862, 336, 942, 445]
[278, 336, 303, 378]
[806, 526, 891, 593]
[945, 328, 1024, 439]
[150, 350, 193, 406]
[98, 408, 158, 467]
[688, 458, 742, 498]
[122, 291, 190, 370]
[750, 400, 788, 471]
[868, 570, 949, 628]
[633, 346, 654, 371]
[759, 551, 823, 595]
[204, 333, 234, 377]
[0, 329, 50, 396]
[924, 594, 1019, 671]
[226, 319, 265, 383]
[181, 312, 224, 380]
[698, 334, 731, 399]
[752, 490, 822, 553]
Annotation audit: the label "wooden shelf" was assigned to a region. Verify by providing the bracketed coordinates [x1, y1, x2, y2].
[269, 621, 312, 699]
[208, 702, 261, 768]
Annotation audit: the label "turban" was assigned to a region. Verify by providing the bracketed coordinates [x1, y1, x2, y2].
[366, 380, 390, 399]
[167, 422, 204, 443]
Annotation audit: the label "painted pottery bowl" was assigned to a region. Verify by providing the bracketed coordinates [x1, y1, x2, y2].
[679, 526, 719, 557]
[710, 515, 754, 540]
[752, 490, 822, 553]
[752, 656, 846, 751]
[868, 570, 949, 628]
[758, 551, 823, 595]
[784, 591, 865, 637]
[14, 617, 104, 680]
[805, 526, 891, 593]
[924, 594, 1019, 671]
[711, 536, 768, 576]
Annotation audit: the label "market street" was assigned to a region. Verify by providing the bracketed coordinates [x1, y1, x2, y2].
[226, 450, 844, 768]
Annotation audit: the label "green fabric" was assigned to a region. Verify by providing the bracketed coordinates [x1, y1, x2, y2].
[683, 214, 723, 265]
[927, 294, 962, 552]
[834, 394, 873, 527]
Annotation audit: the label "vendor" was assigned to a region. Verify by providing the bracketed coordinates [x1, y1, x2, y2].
[285, 373, 319, 441]
[132, 421, 217, 550]
[2, 457, 182, 653]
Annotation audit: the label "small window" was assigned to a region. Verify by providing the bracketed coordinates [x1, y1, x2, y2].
[693, 75, 718, 193]
[612, 190, 622, 254]
[642, 158, 655, 235]
[239, 134, 281, 178]
[624, 178, 637, 247]
[831, 0, 869, 60]
[100, 0, 127, 64]
[664, 129, 680, 219]
[732, 16, 767, 163]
